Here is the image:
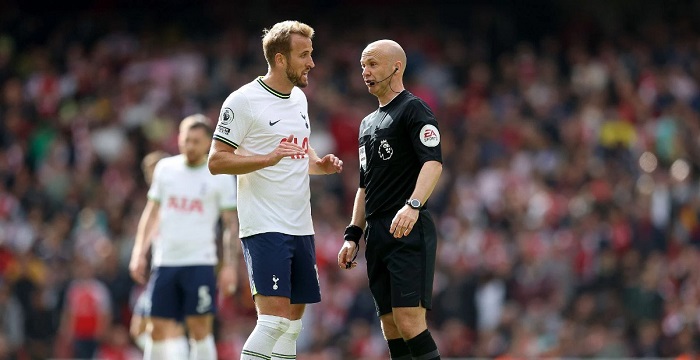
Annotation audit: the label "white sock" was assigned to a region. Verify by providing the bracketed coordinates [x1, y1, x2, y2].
[189, 334, 217, 360]
[168, 336, 190, 359]
[144, 338, 158, 360]
[147, 337, 189, 360]
[241, 315, 290, 360]
[272, 319, 302, 359]
[136, 332, 151, 352]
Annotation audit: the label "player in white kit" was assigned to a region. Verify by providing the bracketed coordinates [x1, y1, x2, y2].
[130, 115, 239, 360]
[208, 20, 343, 360]
[129, 150, 188, 352]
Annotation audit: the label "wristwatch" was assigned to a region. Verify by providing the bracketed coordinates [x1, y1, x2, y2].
[406, 198, 422, 209]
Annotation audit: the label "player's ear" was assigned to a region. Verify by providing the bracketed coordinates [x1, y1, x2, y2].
[274, 52, 286, 68]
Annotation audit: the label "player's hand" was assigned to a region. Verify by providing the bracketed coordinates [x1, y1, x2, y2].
[129, 255, 148, 285]
[390, 205, 419, 239]
[267, 134, 306, 166]
[218, 263, 238, 296]
[337, 241, 358, 269]
[316, 154, 343, 174]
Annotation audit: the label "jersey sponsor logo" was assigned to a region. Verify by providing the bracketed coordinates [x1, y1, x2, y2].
[378, 139, 393, 160]
[420, 124, 440, 147]
[220, 108, 234, 125]
[167, 196, 204, 213]
[217, 125, 230, 135]
[269, 119, 282, 126]
[280, 136, 309, 159]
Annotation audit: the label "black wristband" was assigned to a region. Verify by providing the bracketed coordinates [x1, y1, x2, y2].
[343, 225, 363, 245]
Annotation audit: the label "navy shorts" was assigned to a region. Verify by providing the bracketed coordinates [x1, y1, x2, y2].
[146, 265, 217, 320]
[365, 210, 437, 316]
[241, 232, 321, 304]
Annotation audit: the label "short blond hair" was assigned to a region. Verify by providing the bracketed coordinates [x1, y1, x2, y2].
[179, 113, 211, 133]
[262, 20, 314, 67]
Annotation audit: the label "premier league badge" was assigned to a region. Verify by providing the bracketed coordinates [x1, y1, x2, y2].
[378, 139, 393, 160]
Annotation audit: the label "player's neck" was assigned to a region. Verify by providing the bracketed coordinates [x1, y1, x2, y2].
[261, 73, 293, 95]
[184, 156, 207, 168]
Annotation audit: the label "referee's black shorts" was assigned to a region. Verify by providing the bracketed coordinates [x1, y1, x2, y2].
[365, 209, 437, 316]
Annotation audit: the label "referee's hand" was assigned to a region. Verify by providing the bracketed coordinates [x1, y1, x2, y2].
[337, 241, 358, 269]
[390, 205, 419, 238]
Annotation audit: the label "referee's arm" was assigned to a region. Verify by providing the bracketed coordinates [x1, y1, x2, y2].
[390, 160, 442, 238]
[408, 160, 442, 206]
[337, 188, 366, 269]
[350, 188, 367, 230]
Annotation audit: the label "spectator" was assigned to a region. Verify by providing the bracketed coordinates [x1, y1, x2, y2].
[1, 2, 700, 358]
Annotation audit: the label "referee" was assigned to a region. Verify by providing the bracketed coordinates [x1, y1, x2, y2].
[337, 39, 443, 360]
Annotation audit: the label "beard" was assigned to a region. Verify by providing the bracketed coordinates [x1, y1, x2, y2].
[286, 64, 308, 88]
[184, 150, 205, 165]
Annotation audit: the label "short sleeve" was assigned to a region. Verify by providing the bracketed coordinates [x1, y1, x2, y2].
[147, 161, 164, 202]
[359, 163, 366, 188]
[217, 175, 237, 210]
[406, 99, 442, 164]
[358, 122, 368, 189]
[213, 90, 253, 149]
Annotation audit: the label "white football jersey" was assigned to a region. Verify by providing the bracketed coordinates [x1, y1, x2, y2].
[213, 77, 313, 238]
[148, 154, 237, 266]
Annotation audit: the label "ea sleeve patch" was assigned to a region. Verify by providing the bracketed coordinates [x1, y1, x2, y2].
[220, 108, 234, 125]
[420, 124, 440, 147]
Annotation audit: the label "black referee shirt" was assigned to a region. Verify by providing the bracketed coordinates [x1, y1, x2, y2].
[358, 90, 442, 219]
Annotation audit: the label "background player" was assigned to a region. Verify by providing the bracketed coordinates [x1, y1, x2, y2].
[130, 115, 240, 360]
[128, 150, 189, 353]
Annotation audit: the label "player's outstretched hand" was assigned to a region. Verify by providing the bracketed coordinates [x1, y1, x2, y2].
[218, 263, 238, 296]
[267, 134, 306, 166]
[316, 154, 343, 174]
[337, 241, 358, 270]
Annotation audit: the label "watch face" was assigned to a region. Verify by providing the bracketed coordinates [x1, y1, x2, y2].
[409, 199, 421, 208]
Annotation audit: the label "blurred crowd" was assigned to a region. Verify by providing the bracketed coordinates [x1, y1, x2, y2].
[2, 1, 700, 359]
